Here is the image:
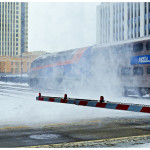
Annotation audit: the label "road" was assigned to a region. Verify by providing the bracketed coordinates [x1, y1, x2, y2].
[1, 82, 150, 148]
[1, 117, 150, 147]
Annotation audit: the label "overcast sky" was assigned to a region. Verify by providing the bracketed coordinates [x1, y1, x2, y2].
[28, 2, 99, 53]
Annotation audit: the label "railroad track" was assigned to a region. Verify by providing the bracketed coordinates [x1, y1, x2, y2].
[0, 82, 70, 98]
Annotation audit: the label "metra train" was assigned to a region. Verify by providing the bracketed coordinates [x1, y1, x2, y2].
[29, 37, 150, 96]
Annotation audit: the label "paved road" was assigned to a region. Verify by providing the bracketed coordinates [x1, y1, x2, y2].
[1, 117, 150, 148]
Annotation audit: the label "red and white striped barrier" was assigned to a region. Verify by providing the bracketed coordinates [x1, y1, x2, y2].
[36, 93, 150, 114]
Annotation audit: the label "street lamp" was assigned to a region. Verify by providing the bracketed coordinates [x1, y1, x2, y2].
[21, 52, 22, 78]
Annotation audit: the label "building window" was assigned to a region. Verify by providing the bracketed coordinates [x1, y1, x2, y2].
[145, 2, 147, 14]
[15, 62, 19, 66]
[131, 3, 133, 18]
[15, 68, 19, 74]
[145, 29, 147, 35]
[138, 31, 140, 37]
[138, 3, 140, 16]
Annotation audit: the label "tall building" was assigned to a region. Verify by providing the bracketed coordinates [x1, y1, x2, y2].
[0, 2, 28, 56]
[96, 2, 150, 45]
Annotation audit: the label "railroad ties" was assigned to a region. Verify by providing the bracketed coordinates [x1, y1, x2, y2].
[36, 93, 150, 114]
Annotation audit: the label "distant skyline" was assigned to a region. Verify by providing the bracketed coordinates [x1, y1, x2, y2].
[28, 2, 99, 53]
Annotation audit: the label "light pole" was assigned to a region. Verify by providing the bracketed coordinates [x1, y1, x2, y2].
[21, 52, 22, 78]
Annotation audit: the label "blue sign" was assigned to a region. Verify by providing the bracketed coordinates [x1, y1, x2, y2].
[131, 55, 150, 65]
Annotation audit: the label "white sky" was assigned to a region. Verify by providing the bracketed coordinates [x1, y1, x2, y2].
[28, 2, 99, 53]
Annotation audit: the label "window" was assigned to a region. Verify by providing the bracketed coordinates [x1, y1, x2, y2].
[138, 3, 140, 16]
[15, 62, 19, 66]
[121, 67, 131, 76]
[147, 67, 150, 74]
[145, 2, 147, 14]
[133, 43, 143, 52]
[15, 68, 19, 74]
[146, 42, 150, 50]
[133, 67, 143, 75]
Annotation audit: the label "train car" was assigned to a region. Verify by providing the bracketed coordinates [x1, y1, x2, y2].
[28, 43, 127, 95]
[29, 37, 150, 96]
[119, 37, 150, 96]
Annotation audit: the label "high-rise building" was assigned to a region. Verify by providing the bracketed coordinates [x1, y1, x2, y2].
[96, 2, 150, 45]
[0, 2, 28, 56]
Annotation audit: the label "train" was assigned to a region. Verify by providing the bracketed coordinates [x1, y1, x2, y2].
[28, 37, 150, 97]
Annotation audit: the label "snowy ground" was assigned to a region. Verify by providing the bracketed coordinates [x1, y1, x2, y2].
[1, 81, 150, 147]
[1, 81, 150, 127]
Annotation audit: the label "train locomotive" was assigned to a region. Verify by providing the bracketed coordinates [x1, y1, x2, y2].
[29, 46, 95, 90]
[29, 37, 150, 96]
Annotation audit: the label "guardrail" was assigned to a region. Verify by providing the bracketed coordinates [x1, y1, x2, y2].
[36, 93, 150, 114]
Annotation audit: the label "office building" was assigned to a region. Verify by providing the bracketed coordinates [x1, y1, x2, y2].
[0, 2, 28, 56]
[96, 2, 150, 44]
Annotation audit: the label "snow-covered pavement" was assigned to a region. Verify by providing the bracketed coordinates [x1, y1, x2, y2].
[0, 81, 150, 127]
[1, 81, 150, 147]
